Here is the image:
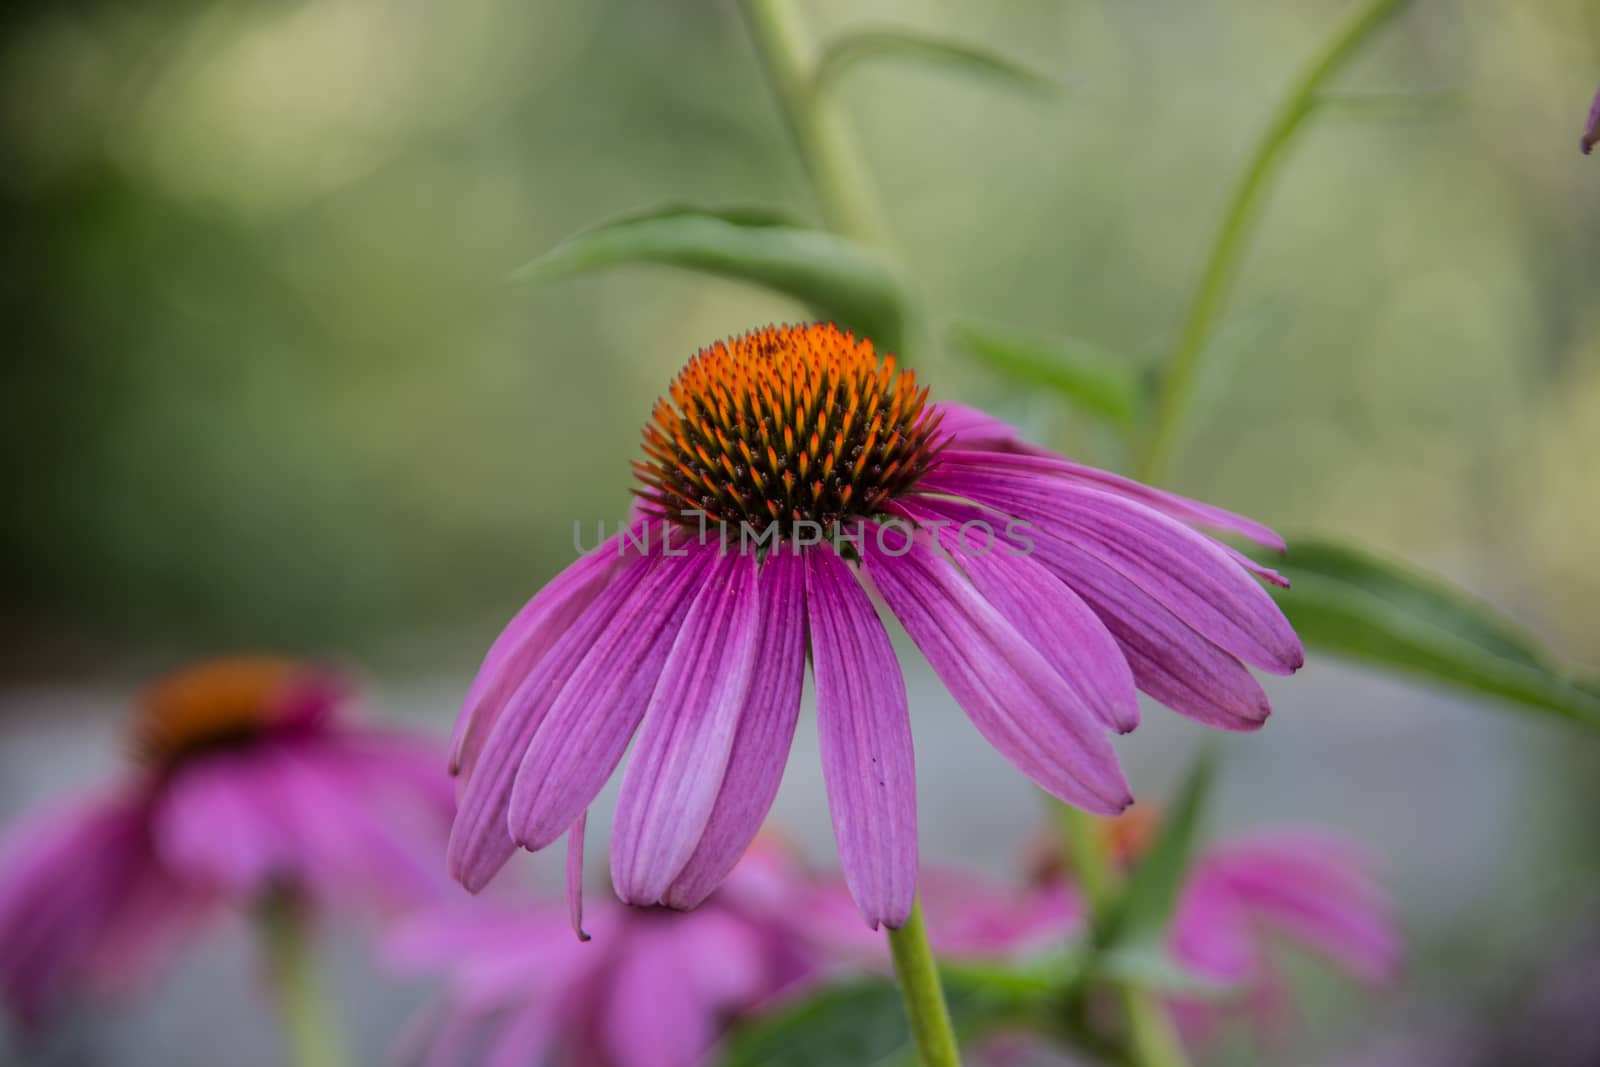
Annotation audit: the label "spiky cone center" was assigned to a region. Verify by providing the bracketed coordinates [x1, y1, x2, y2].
[634, 323, 944, 538]
[130, 657, 330, 768]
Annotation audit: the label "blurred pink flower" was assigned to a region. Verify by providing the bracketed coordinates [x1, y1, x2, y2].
[1160, 828, 1401, 1042]
[812, 820, 1399, 1047]
[0, 657, 453, 1027]
[449, 324, 1302, 931]
[388, 842, 820, 1067]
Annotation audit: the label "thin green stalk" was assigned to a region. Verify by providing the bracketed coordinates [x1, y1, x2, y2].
[258, 892, 346, 1067]
[1059, 803, 1112, 921]
[1057, 805, 1189, 1067]
[740, 0, 889, 245]
[1137, 0, 1412, 482]
[1118, 983, 1190, 1067]
[886, 898, 964, 1067]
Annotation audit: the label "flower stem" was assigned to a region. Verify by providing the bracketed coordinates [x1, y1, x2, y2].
[258, 891, 346, 1067]
[1057, 804, 1189, 1067]
[1137, 0, 1412, 482]
[740, 0, 888, 246]
[886, 898, 964, 1067]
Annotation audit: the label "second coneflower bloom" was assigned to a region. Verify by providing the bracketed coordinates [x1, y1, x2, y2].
[448, 323, 1303, 929]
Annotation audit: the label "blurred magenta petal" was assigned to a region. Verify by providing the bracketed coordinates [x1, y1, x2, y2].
[1584, 83, 1600, 154]
[390, 845, 821, 1067]
[806, 543, 917, 930]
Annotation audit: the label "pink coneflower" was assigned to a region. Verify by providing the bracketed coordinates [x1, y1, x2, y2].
[449, 323, 1303, 929]
[0, 657, 453, 1027]
[388, 842, 819, 1067]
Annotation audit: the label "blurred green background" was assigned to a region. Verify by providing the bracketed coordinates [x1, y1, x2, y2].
[2, 0, 1599, 1062]
[5, 0, 1596, 672]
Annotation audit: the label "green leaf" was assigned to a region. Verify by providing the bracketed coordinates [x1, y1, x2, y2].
[812, 28, 1059, 101]
[719, 970, 1045, 1067]
[1102, 749, 1216, 950]
[950, 324, 1144, 427]
[510, 206, 910, 352]
[1268, 541, 1600, 727]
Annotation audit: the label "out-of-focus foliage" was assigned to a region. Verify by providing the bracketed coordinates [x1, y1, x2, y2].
[1, 0, 1596, 692]
[1268, 541, 1600, 726]
[513, 206, 909, 352]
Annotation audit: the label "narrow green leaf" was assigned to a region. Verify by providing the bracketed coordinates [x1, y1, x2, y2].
[950, 324, 1144, 427]
[510, 206, 909, 352]
[718, 970, 1045, 1067]
[1103, 749, 1216, 950]
[1268, 541, 1600, 727]
[812, 28, 1059, 101]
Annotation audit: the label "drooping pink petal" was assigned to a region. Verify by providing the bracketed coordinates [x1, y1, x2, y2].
[567, 811, 589, 942]
[1014, 520, 1274, 730]
[1171, 875, 1260, 984]
[896, 499, 1139, 734]
[0, 790, 159, 1025]
[507, 544, 717, 854]
[932, 440, 1288, 552]
[912, 494, 1274, 728]
[447, 547, 670, 892]
[859, 527, 1132, 815]
[665, 550, 808, 910]
[452, 531, 631, 780]
[805, 544, 917, 930]
[612, 550, 764, 906]
[921, 467, 1302, 674]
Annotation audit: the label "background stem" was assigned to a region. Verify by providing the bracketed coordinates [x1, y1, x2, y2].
[741, 0, 890, 245]
[1057, 805, 1191, 1067]
[886, 898, 964, 1067]
[258, 892, 346, 1067]
[1137, 0, 1412, 482]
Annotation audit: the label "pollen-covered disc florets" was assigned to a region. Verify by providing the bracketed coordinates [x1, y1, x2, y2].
[634, 323, 944, 536]
[130, 657, 336, 767]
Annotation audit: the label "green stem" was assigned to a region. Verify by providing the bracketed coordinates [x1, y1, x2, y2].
[886, 898, 964, 1067]
[740, 0, 889, 245]
[1057, 806, 1190, 1067]
[1117, 983, 1190, 1067]
[258, 892, 346, 1067]
[1137, 0, 1412, 482]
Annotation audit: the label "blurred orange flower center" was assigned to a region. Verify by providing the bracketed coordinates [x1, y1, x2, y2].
[130, 657, 307, 766]
[633, 323, 942, 536]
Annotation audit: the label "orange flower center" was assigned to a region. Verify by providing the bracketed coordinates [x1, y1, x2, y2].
[130, 657, 322, 767]
[634, 324, 943, 536]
